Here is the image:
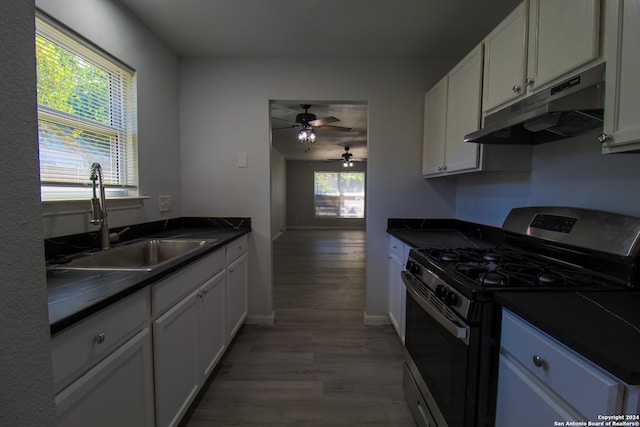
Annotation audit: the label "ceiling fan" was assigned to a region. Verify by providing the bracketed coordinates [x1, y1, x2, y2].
[272, 104, 352, 137]
[327, 146, 359, 167]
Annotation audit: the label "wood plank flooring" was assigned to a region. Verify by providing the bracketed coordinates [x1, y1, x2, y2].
[183, 229, 415, 426]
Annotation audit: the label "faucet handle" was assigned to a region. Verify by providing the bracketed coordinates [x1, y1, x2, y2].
[109, 227, 131, 243]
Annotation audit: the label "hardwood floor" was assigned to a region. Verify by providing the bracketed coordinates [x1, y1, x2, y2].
[184, 229, 415, 426]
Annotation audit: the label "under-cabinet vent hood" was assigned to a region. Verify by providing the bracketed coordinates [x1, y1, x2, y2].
[464, 63, 605, 145]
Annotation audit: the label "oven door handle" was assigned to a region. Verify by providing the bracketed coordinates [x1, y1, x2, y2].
[402, 271, 470, 345]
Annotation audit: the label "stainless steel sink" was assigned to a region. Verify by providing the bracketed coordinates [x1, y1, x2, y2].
[48, 238, 218, 272]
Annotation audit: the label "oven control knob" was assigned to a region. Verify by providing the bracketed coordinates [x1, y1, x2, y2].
[435, 284, 447, 298]
[409, 263, 420, 275]
[444, 291, 458, 307]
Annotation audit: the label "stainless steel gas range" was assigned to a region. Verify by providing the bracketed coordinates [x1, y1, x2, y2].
[401, 207, 640, 427]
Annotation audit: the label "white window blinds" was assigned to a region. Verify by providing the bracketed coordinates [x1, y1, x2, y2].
[36, 16, 138, 199]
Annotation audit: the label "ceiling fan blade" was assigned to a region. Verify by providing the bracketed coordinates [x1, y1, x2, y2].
[309, 116, 340, 127]
[315, 124, 352, 132]
[272, 117, 298, 124]
[272, 124, 299, 130]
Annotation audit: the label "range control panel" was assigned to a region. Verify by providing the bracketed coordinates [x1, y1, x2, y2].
[530, 214, 578, 234]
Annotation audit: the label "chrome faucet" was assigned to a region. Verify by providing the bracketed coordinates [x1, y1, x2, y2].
[89, 162, 111, 249]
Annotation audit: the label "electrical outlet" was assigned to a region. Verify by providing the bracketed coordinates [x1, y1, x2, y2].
[159, 195, 172, 212]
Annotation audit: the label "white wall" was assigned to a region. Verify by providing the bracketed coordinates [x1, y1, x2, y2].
[179, 57, 457, 322]
[0, 1, 57, 424]
[456, 132, 640, 226]
[36, 0, 182, 238]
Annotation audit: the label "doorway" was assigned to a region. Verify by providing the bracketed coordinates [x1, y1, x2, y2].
[269, 101, 368, 236]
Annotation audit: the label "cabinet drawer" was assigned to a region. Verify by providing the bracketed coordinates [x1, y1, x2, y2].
[501, 310, 623, 419]
[152, 248, 225, 318]
[226, 234, 248, 264]
[52, 288, 150, 393]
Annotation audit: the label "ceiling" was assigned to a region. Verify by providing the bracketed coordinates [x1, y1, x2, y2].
[270, 102, 368, 162]
[118, 0, 521, 161]
[118, 0, 521, 59]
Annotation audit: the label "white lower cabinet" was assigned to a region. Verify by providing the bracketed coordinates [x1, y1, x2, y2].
[56, 327, 155, 427]
[52, 289, 154, 427]
[387, 235, 409, 342]
[153, 287, 201, 427]
[152, 236, 249, 427]
[200, 271, 227, 378]
[153, 270, 227, 427]
[496, 310, 639, 425]
[227, 252, 248, 341]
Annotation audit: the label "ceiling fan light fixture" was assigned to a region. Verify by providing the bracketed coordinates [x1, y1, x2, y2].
[298, 126, 316, 143]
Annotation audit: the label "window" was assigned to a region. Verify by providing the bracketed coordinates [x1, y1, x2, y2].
[36, 15, 137, 200]
[314, 172, 365, 218]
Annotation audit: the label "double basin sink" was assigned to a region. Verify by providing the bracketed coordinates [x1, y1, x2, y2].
[47, 238, 218, 272]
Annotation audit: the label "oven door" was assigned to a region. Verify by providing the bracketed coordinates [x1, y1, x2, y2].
[402, 270, 476, 427]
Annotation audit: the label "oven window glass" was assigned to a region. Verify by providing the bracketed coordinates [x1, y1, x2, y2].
[405, 291, 470, 426]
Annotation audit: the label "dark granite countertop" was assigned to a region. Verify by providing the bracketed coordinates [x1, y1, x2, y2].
[496, 291, 640, 385]
[387, 218, 503, 249]
[47, 217, 250, 335]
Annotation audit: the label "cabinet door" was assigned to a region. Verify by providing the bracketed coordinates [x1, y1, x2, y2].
[227, 253, 248, 340]
[495, 353, 583, 426]
[199, 270, 227, 379]
[153, 290, 200, 427]
[483, 1, 528, 112]
[602, 0, 640, 153]
[527, 0, 599, 91]
[387, 253, 405, 342]
[56, 328, 155, 427]
[422, 75, 448, 176]
[444, 43, 483, 173]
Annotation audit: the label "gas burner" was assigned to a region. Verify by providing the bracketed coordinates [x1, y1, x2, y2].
[479, 271, 509, 286]
[482, 251, 504, 263]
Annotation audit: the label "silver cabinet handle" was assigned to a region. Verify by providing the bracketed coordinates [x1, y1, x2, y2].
[598, 133, 609, 143]
[437, 166, 443, 171]
[525, 78, 534, 87]
[532, 354, 545, 368]
[442, 165, 447, 171]
[95, 332, 106, 344]
[512, 84, 521, 93]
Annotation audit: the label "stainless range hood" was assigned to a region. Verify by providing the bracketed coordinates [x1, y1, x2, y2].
[464, 63, 605, 145]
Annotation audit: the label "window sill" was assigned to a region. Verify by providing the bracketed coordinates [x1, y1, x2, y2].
[42, 196, 149, 217]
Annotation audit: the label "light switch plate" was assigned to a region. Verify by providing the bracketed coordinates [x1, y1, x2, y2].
[238, 152, 248, 168]
[159, 195, 172, 212]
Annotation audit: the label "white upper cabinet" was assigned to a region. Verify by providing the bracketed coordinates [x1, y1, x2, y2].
[527, 0, 600, 91]
[483, 1, 528, 112]
[422, 75, 448, 176]
[445, 44, 484, 173]
[601, 0, 640, 153]
[483, 0, 600, 114]
[422, 44, 483, 177]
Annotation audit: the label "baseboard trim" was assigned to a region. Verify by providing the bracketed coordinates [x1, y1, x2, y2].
[363, 312, 391, 326]
[246, 311, 275, 326]
[286, 226, 366, 230]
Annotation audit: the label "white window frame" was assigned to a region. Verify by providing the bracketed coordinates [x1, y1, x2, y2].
[36, 13, 138, 201]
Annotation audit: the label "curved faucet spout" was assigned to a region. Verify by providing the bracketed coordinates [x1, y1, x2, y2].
[89, 162, 110, 249]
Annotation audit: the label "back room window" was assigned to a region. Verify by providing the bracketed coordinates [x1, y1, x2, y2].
[314, 171, 365, 218]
